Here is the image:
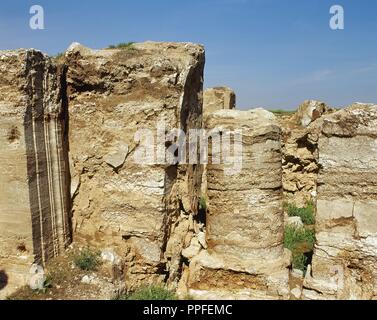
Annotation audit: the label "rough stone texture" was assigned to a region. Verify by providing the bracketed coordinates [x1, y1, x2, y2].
[201, 87, 236, 196]
[303, 104, 377, 300]
[0, 50, 71, 298]
[295, 100, 333, 127]
[278, 101, 333, 207]
[181, 109, 291, 299]
[281, 124, 319, 207]
[278, 101, 333, 208]
[286, 216, 304, 228]
[3, 44, 377, 302]
[203, 87, 235, 115]
[65, 42, 204, 289]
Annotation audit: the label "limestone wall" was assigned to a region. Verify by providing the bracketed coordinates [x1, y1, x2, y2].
[0, 50, 71, 297]
[65, 42, 204, 289]
[303, 104, 377, 300]
[279, 100, 334, 207]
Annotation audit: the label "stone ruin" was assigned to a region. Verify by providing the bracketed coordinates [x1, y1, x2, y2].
[0, 50, 71, 297]
[65, 42, 204, 289]
[278, 101, 377, 300]
[281, 100, 334, 207]
[1, 42, 377, 300]
[183, 108, 290, 299]
[303, 104, 377, 299]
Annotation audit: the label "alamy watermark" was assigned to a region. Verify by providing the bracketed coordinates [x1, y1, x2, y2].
[29, 4, 346, 31]
[29, 5, 44, 30]
[330, 5, 345, 30]
[131, 121, 243, 175]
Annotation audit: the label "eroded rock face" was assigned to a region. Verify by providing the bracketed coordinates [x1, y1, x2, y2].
[281, 124, 319, 207]
[3, 43, 377, 302]
[182, 109, 291, 299]
[201, 87, 236, 197]
[303, 104, 377, 300]
[295, 100, 333, 128]
[0, 50, 71, 298]
[279, 101, 333, 207]
[65, 42, 204, 289]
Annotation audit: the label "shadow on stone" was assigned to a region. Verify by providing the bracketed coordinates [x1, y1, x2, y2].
[0, 270, 8, 290]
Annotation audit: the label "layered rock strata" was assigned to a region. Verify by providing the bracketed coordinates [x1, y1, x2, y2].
[201, 87, 236, 196]
[181, 109, 291, 299]
[303, 104, 377, 300]
[0, 50, 71, 297]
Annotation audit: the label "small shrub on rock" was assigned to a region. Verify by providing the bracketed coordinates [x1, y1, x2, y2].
[199, 196, 207, 211]
[115, 285, 177, 300]
[284, 226, 315, 251]
[286, 201, 315, 225]
[284, 225, 315, 272]
[107, 42, 135, 50]
[74, 248, 101, 271]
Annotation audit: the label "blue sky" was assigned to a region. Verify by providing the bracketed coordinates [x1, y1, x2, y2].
[0, 0, 376, 109]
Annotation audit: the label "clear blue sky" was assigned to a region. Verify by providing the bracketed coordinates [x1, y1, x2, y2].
[1, 0, 376, 109]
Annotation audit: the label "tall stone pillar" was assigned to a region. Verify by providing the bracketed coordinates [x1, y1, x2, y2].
[185, 109, 290, 299]
[0, 49, 71, 298]
[201, 87, 236, 196]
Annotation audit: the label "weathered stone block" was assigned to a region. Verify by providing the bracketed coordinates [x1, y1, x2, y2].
[295, 100, 333, 127]
[0, 49, 71, 298]
[203, 87, 235, 115]
[65, 42, 204, 288]
[354, 201, 377, 238]
[304, 104, 377, 300]
[184, 109, 290, 299]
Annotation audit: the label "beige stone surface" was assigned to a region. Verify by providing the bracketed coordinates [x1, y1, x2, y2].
[201, 87, 236, 196]
[281, 129, 318, 207]
[0, 49, 71, 298]
[280, 117, 319, 207]
[203, 87, 235, 115]
[65, 42, 205, 289]
[183, 109, 290, 299]
[304, 104, 377, 300]
[295, 100, 333, 127]
[3, 43, 377, 302]
[278, 101, 334, 208]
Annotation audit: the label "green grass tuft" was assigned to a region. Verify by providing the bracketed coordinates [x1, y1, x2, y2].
[292, 253, 308, 272]
[286, 201, 315, 225]
[284, 225, 315, 272]
[73, 248, 101, 271]
[199, 196, 207, 211]
[115, 285, 177, 300]
[284, 226, 315, 251]
[268, 109, 295, 115]
[107, 42, 135, 50]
